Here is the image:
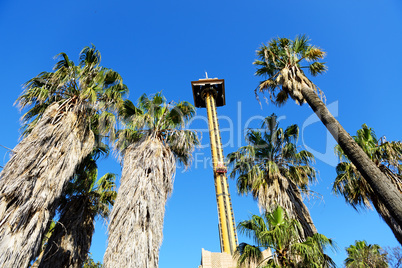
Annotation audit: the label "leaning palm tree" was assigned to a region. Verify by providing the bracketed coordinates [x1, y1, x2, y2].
[38, 152, 116, 268]
[236, 206, 336, 267]
[345, 240, 388, 268]
[333, 124, 402, 244]
[253, 35, 402, 229]
[228, 114, 317, 239]
[103, 93, 199, 268]
[0, 46, 127, 268]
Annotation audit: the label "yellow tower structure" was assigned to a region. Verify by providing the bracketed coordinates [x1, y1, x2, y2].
[191, 77, 238, 255]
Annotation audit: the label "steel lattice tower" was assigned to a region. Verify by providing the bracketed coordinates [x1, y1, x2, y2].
[191, 77, 238, 255]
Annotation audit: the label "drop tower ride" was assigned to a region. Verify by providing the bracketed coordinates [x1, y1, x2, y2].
[191, 76, 238, 255]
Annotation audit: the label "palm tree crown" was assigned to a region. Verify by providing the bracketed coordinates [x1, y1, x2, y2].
[253, 35, 326, 106]
[236, 206, 336, 267]
[116, 92, 199, 164]
[228, 114, 317, 238]
[345, 240, 388, 267]
[18, 45, 127, 137]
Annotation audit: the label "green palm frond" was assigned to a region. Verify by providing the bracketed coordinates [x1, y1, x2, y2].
[308, 62, 327, 76]
[116, 92, 199, 168]
[235, 243, 264, 268]
[334, 124, 402, 213]
[59, 146, 117, 220]
[253, 35, 327, 105]
[228, 114, 316, 202]
[228, 114, 319, 239]
[345, 240, 388, 268]
[16, 45, 128, 139]
[236, 206, 335, 267]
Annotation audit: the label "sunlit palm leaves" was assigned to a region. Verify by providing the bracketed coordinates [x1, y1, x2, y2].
[236, 206, 336, 267]
[228, 114, 317, 238]
[17, 45, 127, 137]
[254, 35, 326, 105]
[115, 92, 199, 165]
[345, 240, 388, 268]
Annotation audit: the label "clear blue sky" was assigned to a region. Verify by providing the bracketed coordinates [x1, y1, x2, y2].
[1, 0, 401, 267]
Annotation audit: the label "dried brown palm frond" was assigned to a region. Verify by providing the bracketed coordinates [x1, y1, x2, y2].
[0, 103, 94, 268]
[103, 138, 175, 268]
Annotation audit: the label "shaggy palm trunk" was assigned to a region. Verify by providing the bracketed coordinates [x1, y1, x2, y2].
[287, 179, 317, 238]
[0, 103, 94, 268]
[103, 138, 175, 268]
[38, 196, 94, 268]
[300, 84, 402, 236]
[262, 176, 317, 239]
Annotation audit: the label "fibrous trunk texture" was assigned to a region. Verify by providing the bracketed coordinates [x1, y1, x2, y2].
[300, 84, 402, 236]
[0, 103, 94, 268]
[259, 175, 317, 239]
[38, 196, 94, 268]
[103, 138, 175, 268]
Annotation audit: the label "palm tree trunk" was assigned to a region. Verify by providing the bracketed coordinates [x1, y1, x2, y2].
[370, 165, 402, 244]
[370, 194, 402, 245]
[103, 138, 175, 268]
[38, 196, 94, 268]
[260, 176, 317, 239]
[301, 85, 402, 233]
[0, 103, 94, 268]
[287, 179, 317, 239]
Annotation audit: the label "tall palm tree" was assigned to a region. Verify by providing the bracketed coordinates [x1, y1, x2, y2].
[38, 152, 117, 268]
[228, 114, 317, 239]
[103, 93, 199, 268]
[253, 35, 402, 229]
[345, 240, 388, 267]
[236, 206, 336, 267]
[333, 124, 402, 244]
[0, 46, 127, 268]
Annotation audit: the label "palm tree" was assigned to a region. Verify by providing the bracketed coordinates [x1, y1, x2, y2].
[38, 152, 116, 268]
[228, 114, 317, 239]
[0, 46, 127, 268]
[333, 124, 402, 244]
[103, 93, 199, 268]
[253, 35, 402, 229]
[345, 240, 388, 267]
[236, 206, 336, 267]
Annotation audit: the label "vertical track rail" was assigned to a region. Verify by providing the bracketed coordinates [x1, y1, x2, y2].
[205, 91, 238, 255]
